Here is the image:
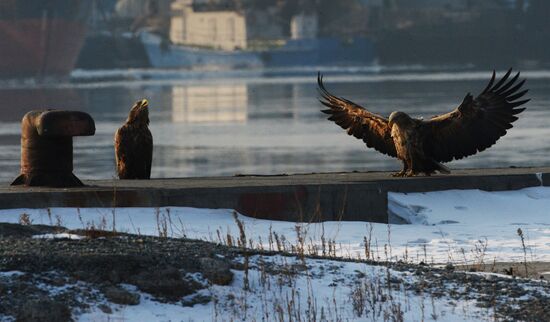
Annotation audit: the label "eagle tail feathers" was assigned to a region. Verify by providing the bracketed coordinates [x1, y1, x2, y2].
[432, 159, 451, 174]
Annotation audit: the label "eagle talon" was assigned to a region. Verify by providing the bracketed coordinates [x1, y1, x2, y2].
[392, 171, 406, 177]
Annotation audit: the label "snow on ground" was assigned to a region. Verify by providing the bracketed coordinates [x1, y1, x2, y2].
[32, 233, 84, 240]
[1, 187, 549, 321]
[77, 255, 490, 322]
[1, 187, 549, 264]
[0, 257, 492, 322]
[388, 186, 550, 263]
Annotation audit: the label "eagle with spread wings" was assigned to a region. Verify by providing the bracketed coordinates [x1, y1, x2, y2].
[318, 69, 529, 176]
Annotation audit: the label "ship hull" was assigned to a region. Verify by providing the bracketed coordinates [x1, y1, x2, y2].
[142, 32, 263, 70]
[262, 38, 376, 67]
[0, 1, 91, 78]
[142, 32, 376, 70]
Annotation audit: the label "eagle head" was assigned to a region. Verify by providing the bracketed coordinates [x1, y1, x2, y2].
[388, 111, 410, 128]
[127, 99, 150, 126]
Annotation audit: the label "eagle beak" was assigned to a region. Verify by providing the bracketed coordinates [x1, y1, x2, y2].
[140, 99, 149, 108]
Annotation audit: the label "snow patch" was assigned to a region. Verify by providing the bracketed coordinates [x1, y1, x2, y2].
[32, 233, 84, 240]
[78, 255, 490, 322]
[0, 271, 24, 278]
[536, 172, 543, 186]
[0, 187, 549, 264]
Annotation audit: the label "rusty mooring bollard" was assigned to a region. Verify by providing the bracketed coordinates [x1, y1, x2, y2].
[11, 110, 95, 187]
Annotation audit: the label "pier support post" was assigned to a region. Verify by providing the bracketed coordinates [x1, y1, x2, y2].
[11, 110, 95, 187]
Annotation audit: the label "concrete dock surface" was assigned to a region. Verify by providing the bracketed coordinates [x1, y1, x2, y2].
[0, 167, 548, 223]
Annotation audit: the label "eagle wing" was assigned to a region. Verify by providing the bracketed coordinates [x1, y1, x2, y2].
[114, 126, 132, 178]
[143, 128, 153, 178]
[318, 73, 397, 158]
[423, 69, 529, 163]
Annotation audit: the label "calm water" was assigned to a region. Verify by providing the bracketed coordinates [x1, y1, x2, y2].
[1, 67, 549, 183]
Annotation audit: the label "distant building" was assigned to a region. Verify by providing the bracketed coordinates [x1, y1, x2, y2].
[115, 0, 148, 17]
[290, 14, 318, 39]
[170, 0, 247, 50]
[115, 0, 172, 18]
[245, 9, 285, 41]
[360, 0, 523, 10]
[391, 0, 465, 9]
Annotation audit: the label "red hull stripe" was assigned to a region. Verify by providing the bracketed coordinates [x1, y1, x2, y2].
[0, 19, 87, 77]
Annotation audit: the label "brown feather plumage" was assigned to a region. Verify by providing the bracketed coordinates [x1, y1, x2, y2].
[115, 99, 153, 179]
[318, 70, 528, 176]
[317, 73, 397, 158]
[424, 68, 529, 163]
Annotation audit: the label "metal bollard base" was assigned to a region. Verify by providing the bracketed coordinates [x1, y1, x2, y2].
[11, 172, 84, 188]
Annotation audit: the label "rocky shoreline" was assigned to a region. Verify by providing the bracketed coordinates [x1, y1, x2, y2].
[0, 223, 236, 321]
[1, 223, 549, 321]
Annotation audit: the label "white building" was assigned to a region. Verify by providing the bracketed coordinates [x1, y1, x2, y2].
[290, 14, 318, 40]
[170, 0, 247, 51]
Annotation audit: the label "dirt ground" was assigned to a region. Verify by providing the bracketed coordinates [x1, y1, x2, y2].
[455, 261, 550, 279]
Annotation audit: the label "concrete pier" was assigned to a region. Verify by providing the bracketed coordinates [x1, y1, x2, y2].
[0, 167, 548, 223]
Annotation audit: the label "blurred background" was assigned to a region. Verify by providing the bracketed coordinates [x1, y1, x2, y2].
[0, 0, 549, 182]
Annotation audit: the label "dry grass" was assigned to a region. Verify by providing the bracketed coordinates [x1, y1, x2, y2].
[14, 205, 545, 321]
[18, 213, 32, 225]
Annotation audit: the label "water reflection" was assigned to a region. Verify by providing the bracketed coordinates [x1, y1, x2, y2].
[171, 85, 247, 123]
[0, 88, 83, 122]
[247, 84, 296, 120]
[0, 70, 549, 182]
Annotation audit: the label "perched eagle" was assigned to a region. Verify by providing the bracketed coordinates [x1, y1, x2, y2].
[114, 99, 153, 179]
[318, 69, 529, 176]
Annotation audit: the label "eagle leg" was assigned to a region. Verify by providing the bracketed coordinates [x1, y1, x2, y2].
[391, 160, 408, 177]
[405, 159, 418, 177]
